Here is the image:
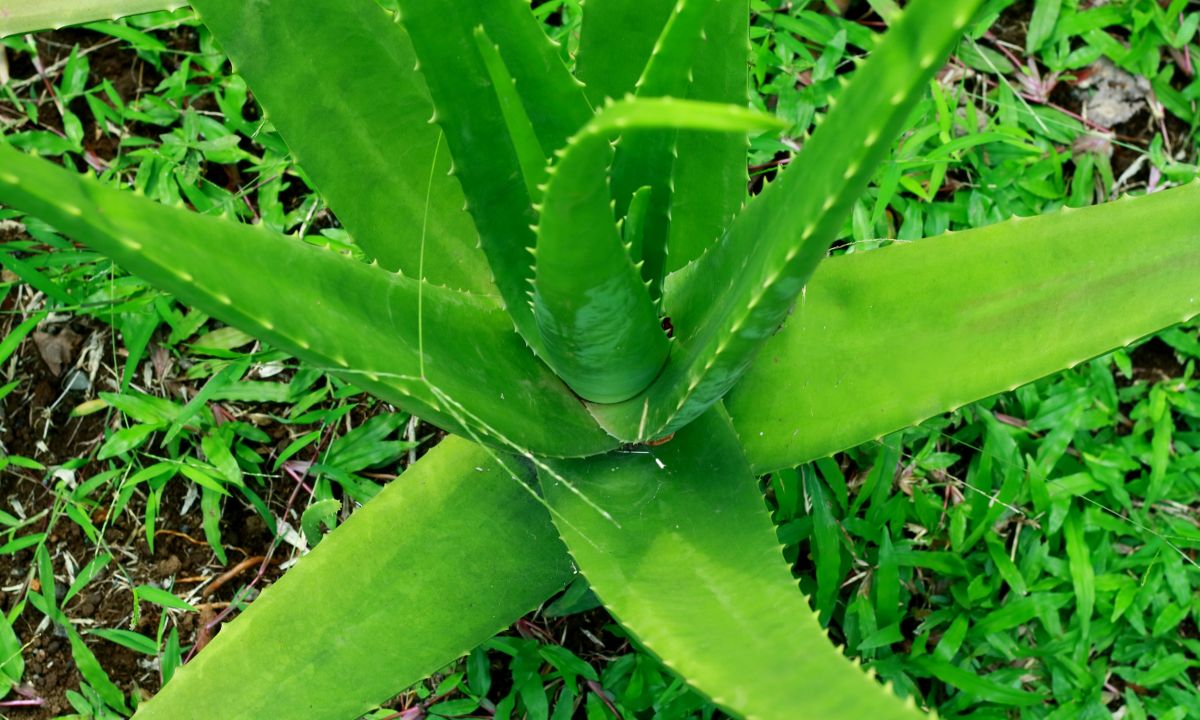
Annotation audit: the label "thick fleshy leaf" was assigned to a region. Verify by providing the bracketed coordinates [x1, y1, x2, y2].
[577, 0, 749, 273]
[135, 435, 574, 720]
[611, 0, 716, 300]
[395, 0, 591, 344]
[474, 25, 546, 200]
[536, 98, 782, 405]
[535, 134, 663, 402]
[666, 0, 751, 271]
[575, 0, 675, 105]
[0, 0, 184, 35]
[534, 98, 778, 404]
[729, 183, 1200, 473]
[0, 143, 615, 458]
[593, 0, 985, 443]
[540, 409, 926, 720]
[191, 0, 491, 292]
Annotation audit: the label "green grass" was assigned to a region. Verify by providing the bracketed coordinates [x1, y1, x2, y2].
[1, 0, 1199, 718]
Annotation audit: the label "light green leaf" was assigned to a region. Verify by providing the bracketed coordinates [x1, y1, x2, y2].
[0, 143, 614, 458]
[1063, 504, 1094, 641]
[97, 424, 162, 460]
[88, 628, 159, 656]
[916, 657, 1044, 706]
[63, 553, 112, 606]
[68, 629, 130, 714]
[598, 0, 985, 442]
[300, 499, 341, 548]
[191, 0, 491, 291]
[0, 312, 46, 367]
[135, 436, 573, 720]
[730, 183, 1200, 473]
[541, 409, 924, 720]
[537, 98, 776, 403]
[1026, 0, 1061, 54]
[0, 0, 184, 36]
[135, 585, 197, 612]
[0, 606, 22, 692]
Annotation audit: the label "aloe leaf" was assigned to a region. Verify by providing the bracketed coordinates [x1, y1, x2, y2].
[0, 144, 616, 458]
[575, 0, 676, 105]
[534, 128, 663, 404]
[409, 0, 591, 155]
[474, 26, 546, 201]
[666, 0, 751, 271]
[395, 0, 591, 344]
[135, 435, 574, 720]
[0, 0, 183, 35]
[190, 0, 490, 293]
[623, 185, 653, 262]
[594, 0, 984, 442]
[534, 98, 782, 406]
[611, 0, 716, 301]
[634, 0, 716, 96]
[540, 408, 925, 720]
[577, 0, 748, 274]
[729, 183, 1200, 473]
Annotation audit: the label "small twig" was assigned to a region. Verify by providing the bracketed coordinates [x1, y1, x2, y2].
[202, 555, 267, 597]
[0, 697, 45, 708]
[586, 681, 624, 720]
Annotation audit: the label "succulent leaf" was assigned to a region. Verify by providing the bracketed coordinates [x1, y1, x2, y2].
[535, 98, 784, 405]
[610, 0, 717, 301]
[0, 143, 616, 458]
[623, 185, 654, 262]
[191, 0, 491, 292]
[541, 408, 929, 720]
[136, 435, 574, 720]
[592, 0, 986, 442]
[473, 25, 547, 201]
[395, 0, 592, 345]
[666, 0, 752, 271]
[576, 0, 750, 273]
[575, 0, 677, 105]
[0, 0, 184, 35]
[634, 0, 718, 96]
[730, 182, 1200, 473]
[535, 153, 664, 403]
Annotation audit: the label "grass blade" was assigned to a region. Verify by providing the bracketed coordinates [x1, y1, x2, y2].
[1063, 504, 1095, 642]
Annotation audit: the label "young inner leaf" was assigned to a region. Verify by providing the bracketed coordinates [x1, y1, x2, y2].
[592, 0, 985, 442]
[611, 0, 719, 302]
[535, 98, 784, 404]
[474, 25, 547, 201]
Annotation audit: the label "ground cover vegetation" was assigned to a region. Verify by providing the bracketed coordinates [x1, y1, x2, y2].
[0, 0, 1197, 718]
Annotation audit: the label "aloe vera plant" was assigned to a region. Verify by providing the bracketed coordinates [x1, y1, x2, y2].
[2, 0, 1199, 718]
